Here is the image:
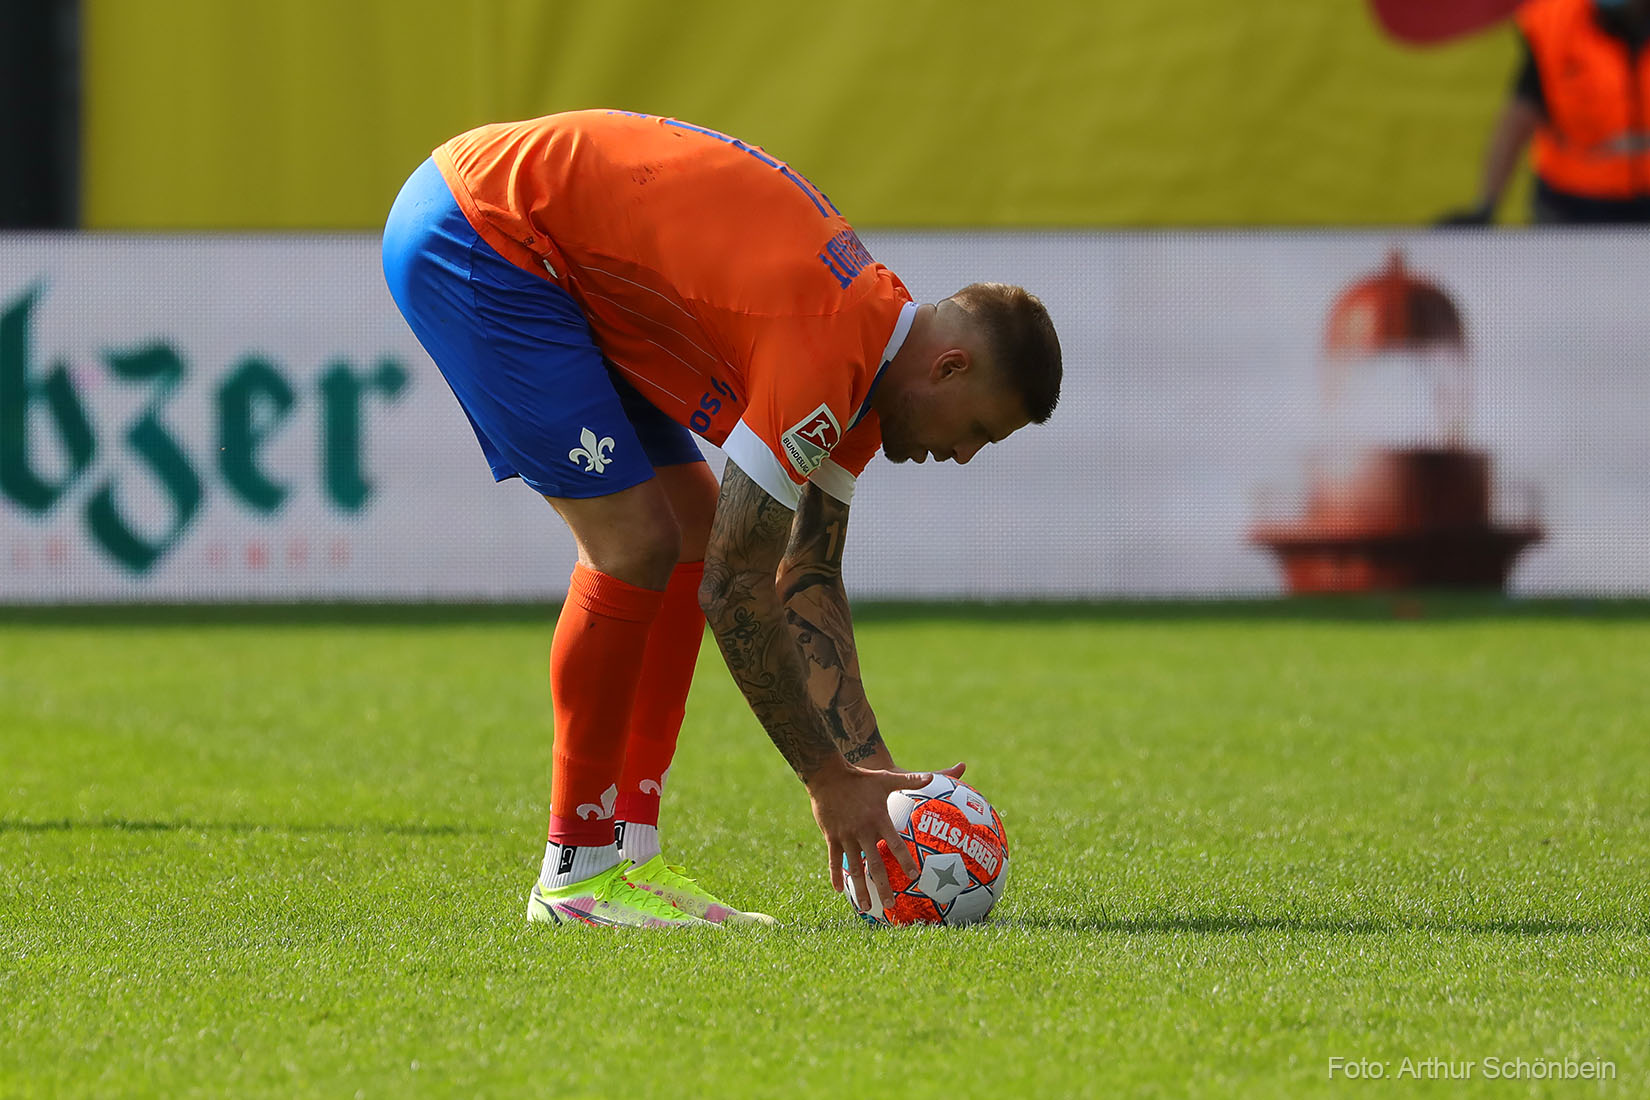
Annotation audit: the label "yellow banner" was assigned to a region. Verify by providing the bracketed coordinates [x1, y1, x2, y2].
[82, 0, 1524, 228]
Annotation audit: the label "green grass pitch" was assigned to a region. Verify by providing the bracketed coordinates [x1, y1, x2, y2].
[3, 600, 1648, 1097]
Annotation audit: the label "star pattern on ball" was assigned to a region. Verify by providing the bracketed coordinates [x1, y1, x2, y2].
[915, 852, 970, 908]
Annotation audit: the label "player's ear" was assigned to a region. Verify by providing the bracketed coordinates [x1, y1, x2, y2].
[933, 349, 969, 381]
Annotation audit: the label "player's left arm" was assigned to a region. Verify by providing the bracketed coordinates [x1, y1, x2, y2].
[777, 482, 894, 769]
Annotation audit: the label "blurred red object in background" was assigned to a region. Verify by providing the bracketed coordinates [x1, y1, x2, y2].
[1369, 0, 1525, 45]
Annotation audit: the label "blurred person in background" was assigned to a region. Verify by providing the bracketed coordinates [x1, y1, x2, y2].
[1443, 0, 1650, 224]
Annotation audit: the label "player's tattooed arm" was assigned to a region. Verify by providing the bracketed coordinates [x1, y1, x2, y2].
[705, 465, 933, 908]
[700, 460, 840, 780]
[778, 483, 890, 769]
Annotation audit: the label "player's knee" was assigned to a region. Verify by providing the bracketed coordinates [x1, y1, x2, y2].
[591, 517, 680, 591]
[549, 479, 684, 590]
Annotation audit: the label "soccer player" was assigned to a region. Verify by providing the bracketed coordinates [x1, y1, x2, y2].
[382, 110, 1061, 928]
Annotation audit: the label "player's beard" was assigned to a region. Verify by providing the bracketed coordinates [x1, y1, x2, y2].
[879, 395, 921, 463]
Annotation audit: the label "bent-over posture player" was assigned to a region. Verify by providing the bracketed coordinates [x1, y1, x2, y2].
[382, 110, 1061, 928]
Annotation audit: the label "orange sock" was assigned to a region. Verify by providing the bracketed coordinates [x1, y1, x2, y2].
[615, 560, 706, 829]
[546, 563, 665, 847]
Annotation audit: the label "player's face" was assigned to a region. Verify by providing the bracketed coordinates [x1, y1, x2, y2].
[881, 357, 1030, 466]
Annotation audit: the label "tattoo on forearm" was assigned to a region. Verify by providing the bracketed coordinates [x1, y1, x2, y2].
[843, 731, 886, 764]
[779, 484, 883, 764]
[701, 464, 837, 779]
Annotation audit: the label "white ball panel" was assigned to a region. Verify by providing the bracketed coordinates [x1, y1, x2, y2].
[943, 884, 997, 926]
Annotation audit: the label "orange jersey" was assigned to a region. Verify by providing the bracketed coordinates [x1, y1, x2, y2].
[432, 110, 914, 507]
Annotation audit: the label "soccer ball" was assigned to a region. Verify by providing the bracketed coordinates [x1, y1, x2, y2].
[844, 775, 1009, 926]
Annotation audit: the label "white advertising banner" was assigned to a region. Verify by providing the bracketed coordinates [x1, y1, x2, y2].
[2, 230, 1647, 601]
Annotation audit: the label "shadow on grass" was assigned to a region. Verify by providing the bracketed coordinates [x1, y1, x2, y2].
[991, 914, 1636, 936]
[0, 818, 490, 837]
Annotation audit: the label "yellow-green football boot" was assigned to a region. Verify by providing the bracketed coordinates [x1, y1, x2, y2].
[527, 862, 711, 929]
[623, 855, 778, 926]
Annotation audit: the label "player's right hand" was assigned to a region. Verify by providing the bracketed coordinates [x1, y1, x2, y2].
[805, 758, 966, 913]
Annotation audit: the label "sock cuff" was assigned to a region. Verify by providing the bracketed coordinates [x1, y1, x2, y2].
[541, 840, 621, 887]
[566, 562, 666, 623]
[548, 810, 622, 848]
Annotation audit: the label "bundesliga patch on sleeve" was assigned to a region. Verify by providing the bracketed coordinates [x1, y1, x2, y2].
[780, 404, 842, 477]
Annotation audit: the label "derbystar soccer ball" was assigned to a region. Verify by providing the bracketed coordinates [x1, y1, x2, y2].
[844, 775, 1009, 926]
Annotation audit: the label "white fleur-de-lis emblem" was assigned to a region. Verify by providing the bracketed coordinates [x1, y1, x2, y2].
[576, 783, 618, 821]
[638, 766, 671, 797]
[568, 428, 616, 474]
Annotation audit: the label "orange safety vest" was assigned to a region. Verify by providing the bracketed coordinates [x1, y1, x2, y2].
[1518, 0, 1650, 199]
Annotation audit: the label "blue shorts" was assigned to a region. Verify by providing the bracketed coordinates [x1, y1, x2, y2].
[381, 156, 705, 498]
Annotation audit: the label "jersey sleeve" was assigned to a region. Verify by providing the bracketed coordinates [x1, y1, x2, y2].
[720, 314, 864, 510]
[809, 417, 883, 500]
[721, 273, 911, 509]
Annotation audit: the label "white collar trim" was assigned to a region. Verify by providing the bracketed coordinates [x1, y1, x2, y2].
[880, 300, 918, 366]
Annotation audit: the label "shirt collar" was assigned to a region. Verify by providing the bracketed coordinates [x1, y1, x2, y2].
[852, 300, 917, 429]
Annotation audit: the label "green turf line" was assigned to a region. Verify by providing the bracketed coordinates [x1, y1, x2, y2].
[1, 594, 1647, 627]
